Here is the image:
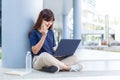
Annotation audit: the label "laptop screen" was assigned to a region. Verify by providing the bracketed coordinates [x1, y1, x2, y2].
[54, 39, 81, 57]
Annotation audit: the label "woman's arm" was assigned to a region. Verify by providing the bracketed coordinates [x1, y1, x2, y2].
[32, 34, 47, 54]
[32, 24, 48, 54]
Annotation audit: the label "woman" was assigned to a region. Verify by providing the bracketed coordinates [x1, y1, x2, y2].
[29, 9, 82, 73]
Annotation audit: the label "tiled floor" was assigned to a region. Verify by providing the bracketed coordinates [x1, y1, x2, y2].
[1, 49, 120, 80]
[1, 68, 120, 80]
[9, 76, 120, 80]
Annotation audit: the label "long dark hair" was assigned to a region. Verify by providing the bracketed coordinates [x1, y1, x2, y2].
[28, 9, 55, 37]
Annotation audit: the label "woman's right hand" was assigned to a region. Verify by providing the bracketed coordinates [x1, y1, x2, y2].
[41, 24, 48, 36]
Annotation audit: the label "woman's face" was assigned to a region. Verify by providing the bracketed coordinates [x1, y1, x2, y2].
[42, 19, 53, 30]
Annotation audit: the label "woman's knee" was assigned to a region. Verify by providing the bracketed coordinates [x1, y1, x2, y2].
[70, 55, 79, 63]
[39, 52, 54, 61]
[39, 52, 49, 58]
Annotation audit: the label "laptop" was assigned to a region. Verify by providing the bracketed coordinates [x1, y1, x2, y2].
[53, 39, 81, 57]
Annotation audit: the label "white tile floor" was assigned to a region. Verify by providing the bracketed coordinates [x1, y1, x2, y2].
[10, 76, 120, 80]
[1, 49, 120, 80]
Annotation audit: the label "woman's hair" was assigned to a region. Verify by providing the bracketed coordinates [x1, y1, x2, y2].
[28, 9, 55, 37]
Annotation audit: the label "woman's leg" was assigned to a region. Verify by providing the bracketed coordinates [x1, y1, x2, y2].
[32, 53, 45, 70]
[61, 55, 79, 66]
[61, 55, 83, 72]
[33, 52, 69, 70]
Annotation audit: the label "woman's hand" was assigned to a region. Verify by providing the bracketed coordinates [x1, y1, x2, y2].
[53, 46, 57, 52]
[41, 24, 48, 36]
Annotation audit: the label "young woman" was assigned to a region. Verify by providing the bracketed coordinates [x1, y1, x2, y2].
[28, 9, 82, 73]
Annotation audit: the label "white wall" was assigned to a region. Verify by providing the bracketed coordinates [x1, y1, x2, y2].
[2, 0, 43, 68]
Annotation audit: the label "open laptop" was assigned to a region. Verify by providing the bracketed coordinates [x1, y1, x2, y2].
[53, 39, 81, 57]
